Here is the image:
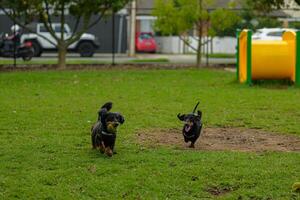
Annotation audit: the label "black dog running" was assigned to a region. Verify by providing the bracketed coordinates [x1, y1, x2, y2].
[91, 102, 125, 157]
[177, 102, 203, 148]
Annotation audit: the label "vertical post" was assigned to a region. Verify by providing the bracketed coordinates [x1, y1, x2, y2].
[129, 0, 136, 57]
[296, 31, 300, 87]
[236, 29, 241, 81]
[13, 25, 17, 68]
[246, 30, 252, 85]
[117, 14, 124, 53]
[206, 36, 209, 67]
[112, 11, 115, 65]
[13, 11, 16, 68]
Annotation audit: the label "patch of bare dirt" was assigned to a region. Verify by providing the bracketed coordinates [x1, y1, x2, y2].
[0, 64, 232, 72]
[205, 186, 235, 196]
[0, 64, 192, 72]
[137, 128, 300, 152]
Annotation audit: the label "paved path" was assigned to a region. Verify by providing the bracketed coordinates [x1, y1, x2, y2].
[1, 53, 236, 65]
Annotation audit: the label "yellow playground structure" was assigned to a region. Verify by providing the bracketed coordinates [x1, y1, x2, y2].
[236, 29, 300, 86]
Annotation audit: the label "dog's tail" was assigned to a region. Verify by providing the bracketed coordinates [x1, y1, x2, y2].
[98, 102, 113, 121]
[192, 101, 200, 114]
[101, 102, 113, 111]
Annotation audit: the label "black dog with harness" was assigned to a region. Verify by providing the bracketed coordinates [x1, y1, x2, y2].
[91, 102, 125, 157]
[177, 102, 203, 148]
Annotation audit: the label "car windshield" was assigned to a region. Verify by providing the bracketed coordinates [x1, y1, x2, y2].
[267, 31, 283, 36]
[54, 25, 69, 34]
[140, 33, 153, 40]
[253, 30, 262, 36]
[40, 25, 47, 33]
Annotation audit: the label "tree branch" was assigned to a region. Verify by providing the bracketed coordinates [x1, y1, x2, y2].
[191, 35, 200, 42]
[44, 0, 53, 26]
[40, 11, 60, 42]
[60, 1, 65, 42]
[66, 9, 107, 46]
[66, 15, 91, 46]
[87, 11, 106, 30]
[70, 16, 81, 39]
[189, 35, 212, 45]
[179, 35, 198, 52]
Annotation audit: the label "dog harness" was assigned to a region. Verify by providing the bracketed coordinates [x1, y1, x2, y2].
[101, 131, 115, 136]
[183, 132, 195, 138]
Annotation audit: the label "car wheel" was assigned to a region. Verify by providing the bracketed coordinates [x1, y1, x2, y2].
[30, 41, 42, 57]
[77, 42, 95, 57]
[22, 48, 34, 61]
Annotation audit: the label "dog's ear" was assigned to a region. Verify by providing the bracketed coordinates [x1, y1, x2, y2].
[117, 113, 125, 124]
[196, 110, 202, 120]
[177, 113, 185, 121]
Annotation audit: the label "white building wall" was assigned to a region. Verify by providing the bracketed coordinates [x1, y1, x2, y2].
[155, 36, 184, 54]
[154, 36, 237, 54]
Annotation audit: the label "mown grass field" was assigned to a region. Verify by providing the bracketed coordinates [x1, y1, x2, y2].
[0, 68, 299, 199]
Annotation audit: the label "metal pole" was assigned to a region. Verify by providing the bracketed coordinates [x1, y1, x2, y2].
[112, 12, 115, 65]
[236, 29, 241, 81]
[13, 11, 16, 68]
[246, 30, 252, 86]
[129, 0, 136, 57]
[206, 34, 209, 67]
[296, 31, 300, 86]
[117, 15, 124, 53]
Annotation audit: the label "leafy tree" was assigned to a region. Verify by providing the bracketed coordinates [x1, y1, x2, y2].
[289, 21, 300, 29]
[209, 8, 241, 37]
[153, 0, 241, 67]
[243, 0, 300, 15]
[153, 0, 212, 67]
[256, 17, 282, 29]
[0, 0, 130, 69]
[245, 0, 284, 14]
[238, 0, 299, 32]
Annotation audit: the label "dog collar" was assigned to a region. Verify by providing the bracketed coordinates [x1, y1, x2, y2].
[183, 132, 195, 138]
[101, 131, 115, 136]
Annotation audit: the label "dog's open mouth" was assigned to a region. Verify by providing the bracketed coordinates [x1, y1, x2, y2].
[184, 122, 193, 132]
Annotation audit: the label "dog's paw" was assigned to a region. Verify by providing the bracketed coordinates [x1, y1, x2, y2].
[105, 147, 113, 157]
[99, 143, 105, 154]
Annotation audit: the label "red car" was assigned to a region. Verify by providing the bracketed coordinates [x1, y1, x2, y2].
[135, 32, 157, 53]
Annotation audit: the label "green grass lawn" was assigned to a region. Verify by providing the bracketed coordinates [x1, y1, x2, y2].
[207, 53, 236, 59]
[0, 69, 299, 199]
[129, 58, 169, 63]
[187, 53, 236, 58]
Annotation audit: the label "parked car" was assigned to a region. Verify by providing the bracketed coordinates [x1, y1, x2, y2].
[252, 28, 297, 40]
[21, 23, 99, 57]
[135, 32, 157, 53]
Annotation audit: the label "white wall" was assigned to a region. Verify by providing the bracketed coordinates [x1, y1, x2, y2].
[154, 36, 237, 54]
[155, 37, 185, 54]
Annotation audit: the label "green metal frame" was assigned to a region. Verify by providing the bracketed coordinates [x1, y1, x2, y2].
[236, 29, 241, 81]
[296, 31, 300, 87]
[246, 30, 252, 85]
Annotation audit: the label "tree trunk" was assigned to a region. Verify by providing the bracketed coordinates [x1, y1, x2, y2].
[196, 22, 203, 68]
[58, 43, 67, 69]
